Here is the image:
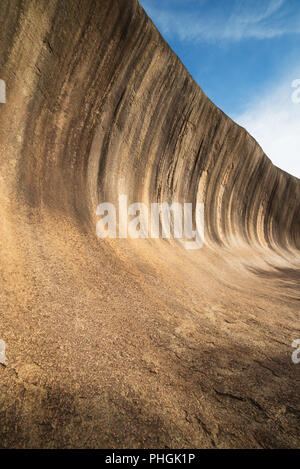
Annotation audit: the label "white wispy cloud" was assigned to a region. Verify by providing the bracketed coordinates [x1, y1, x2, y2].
[234, 73, 300, 178]
[142, 0, 300, 42]
[140, 0, 300, 178]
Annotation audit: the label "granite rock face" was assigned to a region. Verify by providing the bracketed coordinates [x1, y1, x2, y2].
[0, 0, 299, 448]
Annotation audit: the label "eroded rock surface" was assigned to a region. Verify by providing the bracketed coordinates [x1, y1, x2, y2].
[0, 0, 299, 448]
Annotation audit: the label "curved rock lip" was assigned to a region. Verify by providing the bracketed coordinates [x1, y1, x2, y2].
[0, 0, 299, 449]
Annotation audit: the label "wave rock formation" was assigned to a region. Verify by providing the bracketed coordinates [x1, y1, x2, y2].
[0, 0, 299, 448]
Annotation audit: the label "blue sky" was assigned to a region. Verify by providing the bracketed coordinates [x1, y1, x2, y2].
[139, 0, 300, 178]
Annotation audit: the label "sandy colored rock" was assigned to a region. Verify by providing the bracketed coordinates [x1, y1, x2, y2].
[0, 0, 299, 448]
